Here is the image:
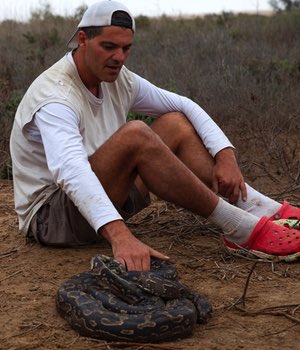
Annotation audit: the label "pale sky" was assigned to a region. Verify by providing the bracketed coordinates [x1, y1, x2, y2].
[0, 0, 273, 21]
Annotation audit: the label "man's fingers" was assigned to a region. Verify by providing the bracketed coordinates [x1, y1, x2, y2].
[116, 256, 140, 271]
[126, 249, 170, 272]
[228, 185, 239, 204]
[141, 256, 151, 272]
[211, 178, 219, 195]
[128, 259, 141, 271]
[114, 246, 170, 272]
[115, 253, 150, 272]
[115, 256, 126, 268]
[150, 248, 170, 261]
[239, 181, 247, 202]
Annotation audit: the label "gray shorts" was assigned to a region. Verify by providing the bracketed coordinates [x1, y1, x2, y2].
[28, 186, 150, 247]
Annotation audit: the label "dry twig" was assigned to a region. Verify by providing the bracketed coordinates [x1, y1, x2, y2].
[87, 338, 184, 350]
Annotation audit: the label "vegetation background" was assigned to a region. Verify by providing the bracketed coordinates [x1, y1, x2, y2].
[0, 0, 299, 195]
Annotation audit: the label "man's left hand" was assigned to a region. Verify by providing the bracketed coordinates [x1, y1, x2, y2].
[211, 148, 247, 204]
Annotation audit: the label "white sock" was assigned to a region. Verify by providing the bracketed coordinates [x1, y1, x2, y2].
[236, 183, 282, 218]
[208, 197, 260, 244]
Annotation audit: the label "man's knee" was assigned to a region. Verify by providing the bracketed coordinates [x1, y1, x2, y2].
[120, 120, 156, 145]
[90, 119, 163, 173]
[151, 112, 198, 151]
[155, 112, 196, 135]
[91, 120, 157, 162]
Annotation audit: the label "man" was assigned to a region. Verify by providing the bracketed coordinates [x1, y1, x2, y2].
[10, 1, 300, 271]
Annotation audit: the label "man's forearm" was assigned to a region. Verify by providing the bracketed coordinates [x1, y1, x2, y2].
[215, 147, 237, 163]
[98, 219, 134, 246]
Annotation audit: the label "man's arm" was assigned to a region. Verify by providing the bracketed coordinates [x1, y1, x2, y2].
[131, 73, 233, 158]
[130, 74, 246, 203]
[213, 148, 247, 203]
[34, 103, 123, 230]
[99, 220, 169, 271]
[33, 103, 168, 271]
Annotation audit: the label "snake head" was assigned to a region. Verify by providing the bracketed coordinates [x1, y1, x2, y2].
[90, 254, 126, 275]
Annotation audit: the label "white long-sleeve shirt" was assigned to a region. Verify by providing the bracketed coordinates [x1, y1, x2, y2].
[29, 53, 233, 232]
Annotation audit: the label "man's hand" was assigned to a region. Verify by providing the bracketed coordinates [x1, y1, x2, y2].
[211, 148, 247, 204]
[99, 220, 169, 271]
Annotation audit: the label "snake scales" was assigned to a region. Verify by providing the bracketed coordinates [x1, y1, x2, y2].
[56, 254, 212, 343]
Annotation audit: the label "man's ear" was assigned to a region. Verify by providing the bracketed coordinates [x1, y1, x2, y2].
[77, 30, 87, 47]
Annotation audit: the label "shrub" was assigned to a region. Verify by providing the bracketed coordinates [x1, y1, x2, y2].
[1, 6, 299, 189]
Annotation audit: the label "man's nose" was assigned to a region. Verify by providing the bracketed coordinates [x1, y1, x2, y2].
[112, 48, 125, 62]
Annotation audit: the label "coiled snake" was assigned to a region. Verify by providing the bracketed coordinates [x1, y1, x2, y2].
[56, 254, 212, 343]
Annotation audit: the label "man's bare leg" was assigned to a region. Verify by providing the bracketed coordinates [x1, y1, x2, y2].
[89, 119, 219, 270]
[134, 112, 215, 197]
[151, 112, 215, 184]
[89, 115, 300, 270]
[89, 119, 218, 217]
[89, 115, 261, 270]
[147, 113, 282, 218]
[135, 112, 246, 204]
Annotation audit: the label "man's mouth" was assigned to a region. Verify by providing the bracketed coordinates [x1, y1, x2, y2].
[107, 65, 121, 71]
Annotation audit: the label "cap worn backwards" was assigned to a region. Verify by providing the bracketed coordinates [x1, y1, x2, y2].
[67, 0, 135, 49]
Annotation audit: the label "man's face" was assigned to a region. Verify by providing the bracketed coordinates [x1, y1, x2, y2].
[79, 26, 133, 83]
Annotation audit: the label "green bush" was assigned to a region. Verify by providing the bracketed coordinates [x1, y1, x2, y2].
[127, 112, 154, 125]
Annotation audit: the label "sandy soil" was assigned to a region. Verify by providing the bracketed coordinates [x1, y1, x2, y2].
[1, 178, 300, 350]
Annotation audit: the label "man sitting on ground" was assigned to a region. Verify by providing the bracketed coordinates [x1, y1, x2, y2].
[10, 1, 300, 271]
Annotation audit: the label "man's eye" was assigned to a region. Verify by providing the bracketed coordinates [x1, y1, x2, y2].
[102, 44, 115, 50]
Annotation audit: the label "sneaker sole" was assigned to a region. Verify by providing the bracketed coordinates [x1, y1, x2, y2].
[225, 246, 300, 263]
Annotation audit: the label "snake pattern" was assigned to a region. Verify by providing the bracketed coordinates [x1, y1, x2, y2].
[56, 254, 212, 343]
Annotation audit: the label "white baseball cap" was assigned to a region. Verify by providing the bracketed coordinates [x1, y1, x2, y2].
[67, 0, 135, 49]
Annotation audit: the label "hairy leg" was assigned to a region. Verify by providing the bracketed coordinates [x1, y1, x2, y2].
[135, 112, 215, 197]
[88, 116, 283, 270]
[88, 114, 298, 270]
[89, 119, 218, 218]
[148, 113, 283, 219]
[152, 112, 215, 184]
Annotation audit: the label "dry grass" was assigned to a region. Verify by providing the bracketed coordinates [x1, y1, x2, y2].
[1, 182, 300, 349]
[0, 9, 299, 185]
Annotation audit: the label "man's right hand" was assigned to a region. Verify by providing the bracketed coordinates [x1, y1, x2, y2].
[212, 147, 247, 204]
[99, 220, 169, 271]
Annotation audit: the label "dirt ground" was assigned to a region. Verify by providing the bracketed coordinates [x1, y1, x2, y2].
[1, 176, 300, 350]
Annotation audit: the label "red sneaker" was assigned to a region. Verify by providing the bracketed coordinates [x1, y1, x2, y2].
[270, 201, 300, 220]
[224, 216, 300, 262]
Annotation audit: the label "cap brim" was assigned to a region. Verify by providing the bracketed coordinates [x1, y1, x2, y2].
[67, 29, 79, 49]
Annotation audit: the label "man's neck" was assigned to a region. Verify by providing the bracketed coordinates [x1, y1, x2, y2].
[72, 50, 101, 97]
